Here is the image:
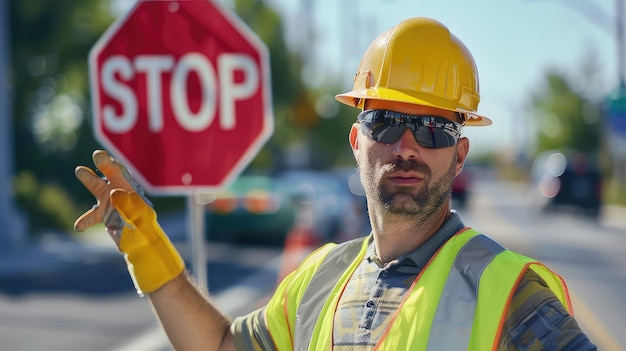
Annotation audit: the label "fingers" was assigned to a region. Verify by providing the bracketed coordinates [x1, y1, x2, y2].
[75, 166, 107, 198]
[74, 150, 144, 233]
[75, 151, 119, 232]
[92, 150, 134, 191]
[110, 188, 137, 218]
[92, 150, 115, 175]
[74, 165, 110, 232]
[110, 188, 153, 225]
[74, 200, 109, 232]
[74, 206, 99, 232]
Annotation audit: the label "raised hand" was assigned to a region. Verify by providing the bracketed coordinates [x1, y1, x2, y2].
[74, 150, 149, 243]
[74, 150, 184, 295]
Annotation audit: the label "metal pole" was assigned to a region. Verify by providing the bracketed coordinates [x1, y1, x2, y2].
[617, 0, 625, 88]
[616, 0, 626, 193]
[187, 194, 208, 289]
[0, 0, 24, 249]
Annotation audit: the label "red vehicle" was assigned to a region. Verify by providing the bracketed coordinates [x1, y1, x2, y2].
[452, 168, 471, 209]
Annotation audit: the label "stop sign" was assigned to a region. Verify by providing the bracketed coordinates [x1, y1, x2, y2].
[89, 0, 273, 195]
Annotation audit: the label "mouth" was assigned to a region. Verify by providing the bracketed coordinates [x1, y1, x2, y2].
[387, 172, 424, 186]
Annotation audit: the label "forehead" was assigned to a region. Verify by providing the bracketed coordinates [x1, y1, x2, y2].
[364, 100, 458, 121]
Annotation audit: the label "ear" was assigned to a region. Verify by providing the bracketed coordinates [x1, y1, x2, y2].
[349, 123, 360, 160]
[455, 137, 470, 176]
[349, 123, 359, 150]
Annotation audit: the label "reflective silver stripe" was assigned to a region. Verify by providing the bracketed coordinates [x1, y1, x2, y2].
[231, 308, 277, 351]
[294, 237, 366, 351]
[427, 234, 505, 350]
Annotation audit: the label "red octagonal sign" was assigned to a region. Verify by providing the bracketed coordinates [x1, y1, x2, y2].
[89, 0, 273, 195]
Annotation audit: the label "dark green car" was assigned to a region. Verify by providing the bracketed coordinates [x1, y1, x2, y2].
[204, 175, 296, 246]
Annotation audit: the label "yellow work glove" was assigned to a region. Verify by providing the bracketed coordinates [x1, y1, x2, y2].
[74, 150, 185, 295]
[110, 189, 185, 295]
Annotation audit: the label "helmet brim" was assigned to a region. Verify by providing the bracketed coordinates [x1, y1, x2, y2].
[335, 90, 492, 126]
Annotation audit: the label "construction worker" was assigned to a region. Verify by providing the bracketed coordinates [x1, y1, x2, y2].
[74, 17, 596, 350]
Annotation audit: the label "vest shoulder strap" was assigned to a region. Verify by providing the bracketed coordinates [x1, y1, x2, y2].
[294, 236, 367, 349]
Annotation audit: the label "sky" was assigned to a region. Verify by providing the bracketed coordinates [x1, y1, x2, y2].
[114, 0, 621, 156]
[261, 0, 620, 156]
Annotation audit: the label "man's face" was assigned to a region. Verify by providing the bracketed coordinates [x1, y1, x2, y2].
[350, 100, 469, 221]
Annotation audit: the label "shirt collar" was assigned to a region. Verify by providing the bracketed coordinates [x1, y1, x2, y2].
[367, 211, 465, 269]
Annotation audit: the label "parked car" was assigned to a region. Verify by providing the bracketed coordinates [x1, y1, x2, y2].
[530, 151, 602, 218]
[277, 169, 368, 243]
[204, 175, 296, 246]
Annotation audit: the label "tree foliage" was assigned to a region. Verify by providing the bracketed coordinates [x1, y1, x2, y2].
[9, 0, 115, 233]
[530, 69, 603, 158]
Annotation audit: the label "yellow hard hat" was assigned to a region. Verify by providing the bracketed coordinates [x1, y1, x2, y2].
[336, 17, 492, 126]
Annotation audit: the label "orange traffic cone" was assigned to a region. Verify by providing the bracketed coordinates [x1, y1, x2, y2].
[277, 203, 320, 283]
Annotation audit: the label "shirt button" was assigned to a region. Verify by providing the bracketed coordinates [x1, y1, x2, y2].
[366, 300, 376, 308]
[381, 270, 389, 278]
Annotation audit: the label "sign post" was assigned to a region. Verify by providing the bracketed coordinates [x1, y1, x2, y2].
[89, 0, 273, 287]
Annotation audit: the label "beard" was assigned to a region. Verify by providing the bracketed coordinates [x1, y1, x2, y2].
[360, 156, 457, 222]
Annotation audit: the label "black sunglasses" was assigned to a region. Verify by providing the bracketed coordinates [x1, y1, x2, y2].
[357, 110, 462, 148]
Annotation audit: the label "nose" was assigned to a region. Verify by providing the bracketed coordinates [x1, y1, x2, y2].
[392, 129, 421, 160]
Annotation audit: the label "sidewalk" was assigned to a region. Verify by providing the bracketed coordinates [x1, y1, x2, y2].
[601, 204, 626, 231]
[0, 210, 188, 280]
[0, 235, 119, 279]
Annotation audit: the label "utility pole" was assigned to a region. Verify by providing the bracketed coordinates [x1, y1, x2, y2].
[298, 0, 314, 64]
[609, 0, 626, 197]
[617, 0, 625, 88]
[0, 0, 25, 249]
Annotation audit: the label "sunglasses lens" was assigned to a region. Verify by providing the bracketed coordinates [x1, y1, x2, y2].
[359, 110, 460, 148]
[367, 122, 405, 144]
[414, 127, 457, 148]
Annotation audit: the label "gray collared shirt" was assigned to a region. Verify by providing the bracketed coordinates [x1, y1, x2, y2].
[333, 211, 465, 349]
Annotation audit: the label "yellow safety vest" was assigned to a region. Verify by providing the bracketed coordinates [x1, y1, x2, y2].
[263, 228, 573, 350]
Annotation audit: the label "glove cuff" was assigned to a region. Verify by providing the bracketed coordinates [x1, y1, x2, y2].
[123, 226, 185, 295]
[110, 189, 186, 295]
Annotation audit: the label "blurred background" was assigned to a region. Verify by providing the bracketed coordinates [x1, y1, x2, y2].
[0, 0, 625, 350]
